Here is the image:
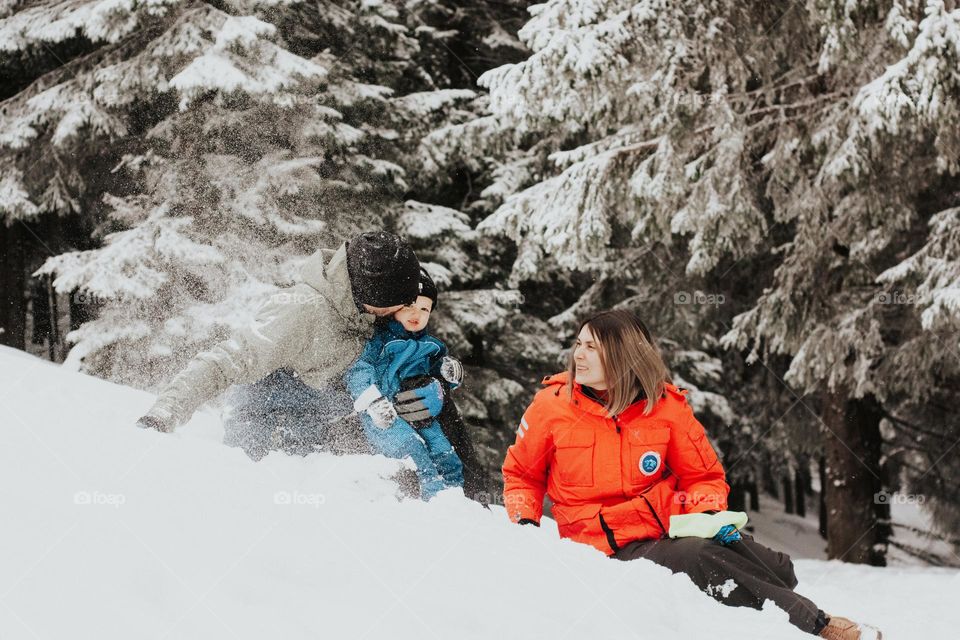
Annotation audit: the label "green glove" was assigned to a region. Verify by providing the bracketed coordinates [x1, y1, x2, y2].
[668, 510, 749, 539]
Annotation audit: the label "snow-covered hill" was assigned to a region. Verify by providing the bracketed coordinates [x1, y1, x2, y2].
[0, 347, 955, 639]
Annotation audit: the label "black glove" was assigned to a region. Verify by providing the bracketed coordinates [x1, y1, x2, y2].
[518, 518, 540, 527]
[395, 377, 444, 425]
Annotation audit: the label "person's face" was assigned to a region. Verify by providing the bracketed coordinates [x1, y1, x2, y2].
[362, 303, 406, 317]
[574, 325, 607, 389]
[393, 296, 433, 331]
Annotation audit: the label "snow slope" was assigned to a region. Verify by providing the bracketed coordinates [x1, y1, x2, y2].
[0, 347, 955, 639]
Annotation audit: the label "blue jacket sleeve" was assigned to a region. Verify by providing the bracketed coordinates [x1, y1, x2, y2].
[346, 334, 385, 405]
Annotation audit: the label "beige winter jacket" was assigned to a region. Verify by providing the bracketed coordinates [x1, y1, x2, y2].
[145, 243, 375, 429]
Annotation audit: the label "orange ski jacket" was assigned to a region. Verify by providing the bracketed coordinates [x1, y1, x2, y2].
[502, 372, 729, 555]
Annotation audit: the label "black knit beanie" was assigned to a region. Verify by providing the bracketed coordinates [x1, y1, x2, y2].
[346, 231, 420, 308]
[417, 268, 438, 310]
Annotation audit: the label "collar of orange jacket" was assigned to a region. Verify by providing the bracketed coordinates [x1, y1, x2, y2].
[540, 371, 682, 417]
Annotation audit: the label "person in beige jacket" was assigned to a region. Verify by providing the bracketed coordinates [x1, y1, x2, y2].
[136, 231, 425, 451]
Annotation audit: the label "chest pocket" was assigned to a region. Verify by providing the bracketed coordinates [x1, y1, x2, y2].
[553, 429, 596, 487]
[627, 426, 671, 485]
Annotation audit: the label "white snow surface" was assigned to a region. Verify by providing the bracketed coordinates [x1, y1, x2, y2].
[1, 346, 956, 639]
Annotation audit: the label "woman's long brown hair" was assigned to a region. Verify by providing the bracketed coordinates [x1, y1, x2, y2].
[567, 309, 671, 416]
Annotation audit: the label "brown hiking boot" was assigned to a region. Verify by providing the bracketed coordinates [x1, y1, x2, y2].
[819, 615, 883, 640]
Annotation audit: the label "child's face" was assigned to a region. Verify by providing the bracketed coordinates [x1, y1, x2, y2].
[394, 296, 433, 331]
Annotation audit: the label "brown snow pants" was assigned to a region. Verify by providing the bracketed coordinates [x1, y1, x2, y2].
[613, 534, 827, 635]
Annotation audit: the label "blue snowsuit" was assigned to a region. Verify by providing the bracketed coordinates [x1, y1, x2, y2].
[346, 319, 464, 498]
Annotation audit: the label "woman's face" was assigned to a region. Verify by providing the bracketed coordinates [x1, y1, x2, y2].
[574, 325, 607, 389]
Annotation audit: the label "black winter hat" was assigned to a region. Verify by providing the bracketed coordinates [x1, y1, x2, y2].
[346, 231, 420, 308]
[417, 268, 438, 310]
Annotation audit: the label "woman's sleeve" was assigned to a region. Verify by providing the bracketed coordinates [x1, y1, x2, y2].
[668, 401, 730, 514]
[501, 397, 553, 524]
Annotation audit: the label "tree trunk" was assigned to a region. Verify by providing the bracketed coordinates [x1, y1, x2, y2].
[801, 457, 814, 494]
[69, 287, 92, 331]
[822, 386, 887, 565]
[0, 223, 27, 350]
[748, 480, 760, 511]
[46, 277, 60, 362]
[794, 464, 807, 519]
[818, 455, 828, 540]
[783, 471, 795, 514]
[31, 277, 52, 345]
[728, 482, 746, 511]
[763, 463, 779, 499]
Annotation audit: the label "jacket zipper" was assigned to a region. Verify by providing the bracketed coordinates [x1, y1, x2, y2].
[611, 414, 667, 543]
[606, 414, 626, 556]
[614, 415, 625, 500]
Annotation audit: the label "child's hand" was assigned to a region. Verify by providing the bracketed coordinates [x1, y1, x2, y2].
[439, 356, 463, 386]
[366, 398, 398, 429]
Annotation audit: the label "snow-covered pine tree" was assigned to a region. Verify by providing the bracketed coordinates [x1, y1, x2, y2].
[418, 0, 788, 519]
[0, 0, 507, 388]
[873, 202, 960, 558]
[2, 0, 537, 493]
[440, 0, 960, 564]
[386, 1, 540, 495]
[2, 0, 342, 380]
[720, 0, 960, 564]
[0, 0, 143, 351]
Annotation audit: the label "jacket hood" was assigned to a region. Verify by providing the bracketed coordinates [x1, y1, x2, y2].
[540, 371, 608, 416]
[379, 318, 427, 340]
[301, 243, 368, 322]
[541, 371, 570, 387]
[540, 371, 683, 417]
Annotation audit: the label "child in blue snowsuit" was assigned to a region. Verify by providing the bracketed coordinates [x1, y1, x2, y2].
[346, 269, 465, 499]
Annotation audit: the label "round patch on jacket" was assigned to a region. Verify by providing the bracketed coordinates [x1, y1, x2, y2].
[639, 451, 662, 476]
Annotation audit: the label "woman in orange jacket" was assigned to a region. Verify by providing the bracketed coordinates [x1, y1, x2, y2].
[502, 310, 881, 640]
